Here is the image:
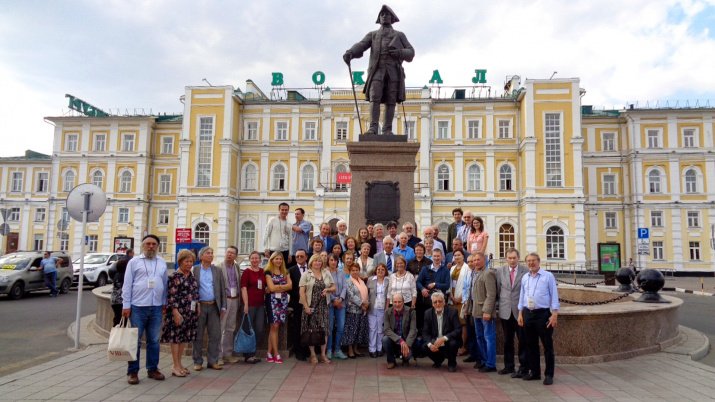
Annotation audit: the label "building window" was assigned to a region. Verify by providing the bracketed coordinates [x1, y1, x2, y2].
[158, 236, 167, 253]
[546, 226, 565, 259]
[602, 133, 615, 151]
[159, 174, 171, 194]
[8, 208, 20, 221]
[498, 224, 515, 258]
[498, 120, 511, 139]
[243, 164, 257, 190]
[33, 234, 44, 251]
[499, 165, 512, 191]
[304, 121, 316, 141]
[682, 129, 695, 148]
[437, 164, 450, 191]
[94, 133, 106, 151]
[194, 222, 210, 244]
[11, 172, 23, 192]
[272, 164, 286, 191]
[162, 137, 174, 154]
[88, 235, 98, 252]
[34, 208, 46, 222]
[240, 221, 256, 254]
[119, 171, 132, 193]
[605, 212, 617, 229]
[687, 211, 700, 228]
[336, 122, 348, 142]
[652, 241, 664, 260]
[603, 174, 616, 195]
[276, 121, 288, 141]
[66, 134, 78, 151]
[60, 237, 69, 251]
[118, 208, 129, 223]
[301, 165, 315, 191]
[466, 120, 480, 139]
[651, 211, 663, 227]
[684, 169, 698, 193]
[648, 170, 662, 193]
[467, 165, 481, 191]
[61, 207, 70, 223]
[437, 121, 449, 139]
[158, 209, 169, 225]
[405, 121, 416, 140]
[335, 165, 348, 191]
[122, 133, 135, 151]
[37, 172, 49, 192]
[647, 129, 660, 148]
[246, 122, 258, 141]
[545, 113, 562, 187]
[689, 242, 701, 260]
[91, 171, 104, 189]
[197, 117, 214, 187]
[63, 170, 75, 192]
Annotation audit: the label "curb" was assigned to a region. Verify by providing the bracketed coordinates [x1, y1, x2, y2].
[662, 287, 715, 296]
[66, 314, 109, 348]
[662, 325, 711, 361]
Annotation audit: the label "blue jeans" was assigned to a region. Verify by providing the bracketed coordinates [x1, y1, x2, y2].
[474, 316, 496, 368]
[128, 305, 162, 374]
[327, 304, 346, 352]
[44, 272, 57, 294]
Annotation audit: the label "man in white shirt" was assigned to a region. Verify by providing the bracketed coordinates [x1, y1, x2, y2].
[263, 202, 292, 264]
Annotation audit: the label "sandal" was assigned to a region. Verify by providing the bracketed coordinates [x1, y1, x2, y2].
[171, 369, 187, 377]
[319, 356, 331, 365]
[181, 367, 190, 375]
[310, 356, 319, 365]
[245, 357, 261, 364]
[457, 348, 467, 356]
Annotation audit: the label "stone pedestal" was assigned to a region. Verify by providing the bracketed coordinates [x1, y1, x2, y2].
[347, 141, 421, 231]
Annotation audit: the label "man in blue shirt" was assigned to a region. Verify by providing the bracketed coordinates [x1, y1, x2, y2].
[395, 233, 415, 262]
[122, 235, 169, 385]
[40, 252, 59, 297]
[291, 208, 311, 262]
[192, 246, 227, 372]
[518, 253, 560, 385]
[311, 223, 335, 254]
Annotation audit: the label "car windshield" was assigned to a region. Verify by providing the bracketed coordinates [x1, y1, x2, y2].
[74, 255, 109, 264]
[0, 256, 32, 271]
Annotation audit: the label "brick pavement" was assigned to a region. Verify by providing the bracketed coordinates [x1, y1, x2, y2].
[1, 340, 714, 402]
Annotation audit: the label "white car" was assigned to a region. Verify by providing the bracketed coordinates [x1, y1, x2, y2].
[73, 253, 124, 287]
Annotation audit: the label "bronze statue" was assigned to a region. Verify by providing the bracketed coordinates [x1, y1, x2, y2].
[343, 5, 415, 136]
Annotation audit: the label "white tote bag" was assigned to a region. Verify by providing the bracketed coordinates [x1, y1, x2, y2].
[107, 317, 139, 361]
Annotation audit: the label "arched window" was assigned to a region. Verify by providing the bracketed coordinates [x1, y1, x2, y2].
[301, 165, 315, 191]
[437, 164, 450, 191]
[499, 224, 515, 258]
[438, 222, 449, 238]
[335, 164, 348, 191]
[194, 222, 210, 244]
[239, 221, 256, 254]
[62, 170, 75, 192]
[648, 170, 662, 193]
[119, 171, 132, 193]
[546, 226, 565, 259]
[272, 164, 286, 191]
[500, 165, 512, 191]
[467, 164, 481, 191]
[91, 171, 104, 189]
[243, 164, 257, 190]
[684, 169, 698, 193]
[328, 218, 340, 236]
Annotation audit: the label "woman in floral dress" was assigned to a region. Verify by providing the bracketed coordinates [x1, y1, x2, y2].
[161, 249, 199, 377]
[264, 252, 292, 364]
[299, 254, 336, 364]
[342, 263, 370, 358]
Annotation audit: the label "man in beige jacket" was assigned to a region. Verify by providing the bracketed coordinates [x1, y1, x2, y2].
[471, 252, 497, 372]
[216, 246, 241, 364]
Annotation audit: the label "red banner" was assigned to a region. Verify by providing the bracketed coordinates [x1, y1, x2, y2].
[175, 228, 192, 244]
[337, 173, 352, 184]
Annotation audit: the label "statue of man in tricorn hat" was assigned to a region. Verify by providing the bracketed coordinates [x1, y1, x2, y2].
[343, 5, 415, 136]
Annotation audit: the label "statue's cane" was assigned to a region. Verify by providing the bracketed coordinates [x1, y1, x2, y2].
[347, 62, 364, 136]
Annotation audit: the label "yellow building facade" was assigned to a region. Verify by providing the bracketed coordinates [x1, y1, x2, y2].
[0, 77, 712, 273]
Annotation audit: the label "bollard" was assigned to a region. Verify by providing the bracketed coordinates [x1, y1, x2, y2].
[613, 267, 635, 293]
[634, 269, 670, 303]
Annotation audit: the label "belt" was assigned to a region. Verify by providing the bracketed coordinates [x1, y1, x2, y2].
[199, 301, 215, 305]
[526, 308, 549, 312]
[227, 296, 239, 300]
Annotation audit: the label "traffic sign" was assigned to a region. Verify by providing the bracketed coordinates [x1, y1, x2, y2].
[0, 223, 9, 236]
[637, 238, 650, 245]
[57, 220, 69, 231]
[637, 244, 650, 255]
[638, 228, 649, 239]
[176, 228, 192, 244]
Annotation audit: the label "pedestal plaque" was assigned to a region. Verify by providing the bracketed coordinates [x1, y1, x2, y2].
[365, 181, 400, 224]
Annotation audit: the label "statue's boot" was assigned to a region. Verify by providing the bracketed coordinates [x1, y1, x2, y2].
[381, 103, 396, 135]
[364, 101, 381, 135]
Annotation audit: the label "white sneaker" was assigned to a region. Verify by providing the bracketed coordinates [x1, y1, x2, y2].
[217, 358, 224, 366]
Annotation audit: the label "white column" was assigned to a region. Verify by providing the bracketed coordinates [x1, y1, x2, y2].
[486, 151, 495, 198]
[671, 211, 684, 271]
[262, 109, 271, 144]
[669, 158, 681, 202]
[454, 106, 463, 141]
[525, 203, 538, 254]
[260, 151, 269, 196]
[454, 149, 464, 197]
[574, 203, 587, 264]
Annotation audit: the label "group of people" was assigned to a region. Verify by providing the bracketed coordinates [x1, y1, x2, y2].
[117, 205, 560, 387]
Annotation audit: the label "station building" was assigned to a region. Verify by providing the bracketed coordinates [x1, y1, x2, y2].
[0, 76, 712, 273]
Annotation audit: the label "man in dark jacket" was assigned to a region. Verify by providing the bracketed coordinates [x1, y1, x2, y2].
[382, 294, 417, 369]
[422, 291, 463, 372]
[287, 250, 309, 361]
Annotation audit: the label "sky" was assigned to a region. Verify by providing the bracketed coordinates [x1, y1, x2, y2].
[1, 0, 714, 157]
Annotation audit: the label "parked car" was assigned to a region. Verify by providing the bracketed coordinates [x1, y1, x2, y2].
[73, 253, 124, 287]
[0, 251, 73, 300]
[238, 255, 269, 275]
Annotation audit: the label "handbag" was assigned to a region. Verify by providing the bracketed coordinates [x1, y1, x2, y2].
[234, 314, 256, 354]
[107, 317, 138, 361]
[301, 328, 325, 347]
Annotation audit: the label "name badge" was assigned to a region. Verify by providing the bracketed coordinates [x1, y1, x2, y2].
[274, 293, 282, 300]
[230, 288, 237, 298]
[527, 297, 535, 309]
[257, 280, 262, 290]
[191, 301, 197, 312]
[376, 299, 385, 309]
[148, 278, 155, 289]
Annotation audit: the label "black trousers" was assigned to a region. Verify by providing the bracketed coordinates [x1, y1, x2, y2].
[501, 313, 528, 373]
[382, 336, 412, 364]
[523, 309, 555, 377]
[288, 304, 308, 359]
[421, 338, 460, 368]
[111, 304, 123, 327]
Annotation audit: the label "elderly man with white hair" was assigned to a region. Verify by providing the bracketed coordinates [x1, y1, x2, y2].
[420, 226, 445, 256]
[373, 237, 403, 274]
[332, 220, 349, 251]
[191, 246, 227, 371]
[421, 291, 463, 372]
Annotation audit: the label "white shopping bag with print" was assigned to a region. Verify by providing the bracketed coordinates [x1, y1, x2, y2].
[107, 317, 138, 361]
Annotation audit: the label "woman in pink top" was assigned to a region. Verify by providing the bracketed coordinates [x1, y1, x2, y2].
[467, 216, 489, 254]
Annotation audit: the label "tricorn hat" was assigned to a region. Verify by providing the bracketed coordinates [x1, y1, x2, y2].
[375, 4, 399, 24]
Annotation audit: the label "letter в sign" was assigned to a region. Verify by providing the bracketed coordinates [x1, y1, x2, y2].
[271, 72, 284, 86]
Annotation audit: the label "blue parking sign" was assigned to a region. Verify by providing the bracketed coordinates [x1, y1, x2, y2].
[638, 228, 649, 239]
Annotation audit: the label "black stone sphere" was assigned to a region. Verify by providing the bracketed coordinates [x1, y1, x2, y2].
[634, 268, 670, 303]
[613, 267, 635, 293]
